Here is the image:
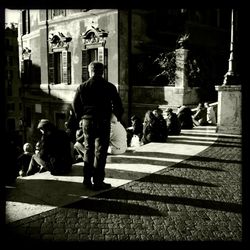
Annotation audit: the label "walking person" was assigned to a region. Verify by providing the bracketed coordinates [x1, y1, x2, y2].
[72, 61, 124, 190]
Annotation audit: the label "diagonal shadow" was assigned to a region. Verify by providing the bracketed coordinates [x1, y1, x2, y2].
[137, 173, 218, 187]
[5, 179, 90, 206]
[121, 151, 241, 164]
[64, 197, 162, 216]
[165, 140, 241, 148]
[167, 136, 218, 143]
[169, 162, 226, 172]
[96, 188, 242, 214]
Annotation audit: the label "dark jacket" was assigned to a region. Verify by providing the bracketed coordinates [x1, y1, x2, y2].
[177, 106, 193, 129]
[38, 127, 72, 174]
[73, 76, 124, 122]
[166, 112, 181, 135]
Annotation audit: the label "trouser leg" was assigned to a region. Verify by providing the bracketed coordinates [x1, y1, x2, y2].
[81, 119, 95, 183]
[93, 122, 110, 185]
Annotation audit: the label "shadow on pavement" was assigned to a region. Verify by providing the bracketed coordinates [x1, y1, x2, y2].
[96, 187, 242, 214]
[64, 196, 163, 216]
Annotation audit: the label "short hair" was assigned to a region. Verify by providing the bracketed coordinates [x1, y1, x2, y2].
[23, 143, 33, 153]
[37, 119, 55, 131]
[88, 61, 104, 75]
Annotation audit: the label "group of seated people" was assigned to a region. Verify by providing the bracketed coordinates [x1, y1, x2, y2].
[127, 102, 216, 147]
[16, 102, 216, 177]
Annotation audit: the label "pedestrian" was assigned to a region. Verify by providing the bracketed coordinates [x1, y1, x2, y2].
[108, 113, 127, 155]
[26, 119, 73, 176]
[17, 142, 34, 177]
[72, 61, 124, 190]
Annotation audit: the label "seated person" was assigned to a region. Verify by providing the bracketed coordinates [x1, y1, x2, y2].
[108, 113, 127, 154]
[141, 110, 168, 145]
[193, 102, 208, 126]
[165, 108, 181, 135]
[17, 142, 34, 177]
[177, 105, 193, 129]
[126, 115, 143, 147]
[204, 102, 216, 125]
[74, 120, 85, 162]
[26, 119, 73, 176]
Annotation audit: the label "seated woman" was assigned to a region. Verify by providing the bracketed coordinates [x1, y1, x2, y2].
[141, 110, 168, 145]
[108, 114, 127, 155]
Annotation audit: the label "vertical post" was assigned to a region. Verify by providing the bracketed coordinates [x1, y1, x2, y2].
[223, 9, 238, 85]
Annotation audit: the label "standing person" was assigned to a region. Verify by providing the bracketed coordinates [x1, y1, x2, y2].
[26, 119, 73, 176]
[108, 113, 127, 155]
[72, 61, 124, 190]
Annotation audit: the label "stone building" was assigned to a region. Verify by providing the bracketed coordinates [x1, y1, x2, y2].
[4, 23, 23, 146]
[17, 9, 234, 143]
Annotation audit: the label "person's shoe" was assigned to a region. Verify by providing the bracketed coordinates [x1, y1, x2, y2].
[93, 182, 112, 191]
[83, 180, 93, 189]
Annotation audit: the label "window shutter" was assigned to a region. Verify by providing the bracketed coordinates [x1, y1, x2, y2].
[61, 51, 71, 84]
[82, 49, 89, 82]
[97, 47, 104, 64]
[48, 52, 54, 84]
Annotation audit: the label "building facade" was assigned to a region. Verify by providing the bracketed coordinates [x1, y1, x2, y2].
[4, 23, 23, 146]
[16, 9, 234, 144]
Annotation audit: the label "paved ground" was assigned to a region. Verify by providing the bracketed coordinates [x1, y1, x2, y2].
[3, 126, 243, 245]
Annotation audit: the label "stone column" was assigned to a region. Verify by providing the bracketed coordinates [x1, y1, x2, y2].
[215, 85, 241, 134]
[117, 10, 130, 126]
[215, 9, 241, 135]
[172, 48, 188, 107]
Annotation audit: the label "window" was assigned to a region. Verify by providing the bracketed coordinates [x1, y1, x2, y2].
[49, 51, 71, 84]
[82, 47, 108, 82]
[7, 118, 15, 131]
[7, 84, 12, 96]
[7, 103, 15, 112]
[52, 9, 66, 18]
